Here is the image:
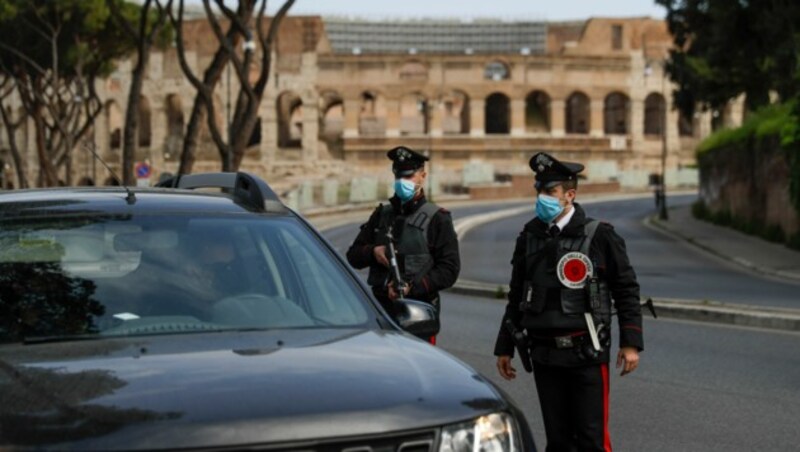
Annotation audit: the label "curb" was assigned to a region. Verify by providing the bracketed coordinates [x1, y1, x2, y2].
[445, 281, 800, 332]
[644, 214, 800, 285]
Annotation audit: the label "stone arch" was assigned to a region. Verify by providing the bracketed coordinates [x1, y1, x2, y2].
[164, 94, 184, 160]
[104, 176, 120, 186]
[319, 91, 344, 139]
[566, 91, 590, 135]
[604, 91, 630, 135]
[359, 91, 387, 136]
[442, 89, 470, 134]
[77, 176, 95, 186]
[399, 60, 428, 81]
[138, 95, 152, 147]
[484, 60, 511, 81]
[644, 92, 666, 136]
[277, 91, 303, 148]
[485, 92, 510, 134]
[400, 92, 429, 135]
[525, 90, 551, 132]
[105, 100, 122, 151]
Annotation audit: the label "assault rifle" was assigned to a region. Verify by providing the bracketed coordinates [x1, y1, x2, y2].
[385, 225, 408, 300]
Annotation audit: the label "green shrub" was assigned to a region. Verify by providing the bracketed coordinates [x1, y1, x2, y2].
[697, 102, 796, 156]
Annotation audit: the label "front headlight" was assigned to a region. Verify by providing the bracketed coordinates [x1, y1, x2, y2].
[438, 412, 521, 452]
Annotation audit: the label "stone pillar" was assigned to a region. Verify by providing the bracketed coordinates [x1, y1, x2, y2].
[95, 106, 109, 158]
[470, 98, 485, 137]
[430, 100, 443, 137]
[630, 98, 644, 142]
[260, 95, 278, 167]
[23, 116, 38, 186]
[590, 97, 604, 137]
[666, 105, 680, 154]
[343, 97, 360, 138]
[386, 97, 401, 138]
[550, 99, 565, 137]
[302, 91, 319, 162]
[511, 98, 525, 136]
[150, 103, 167, 175]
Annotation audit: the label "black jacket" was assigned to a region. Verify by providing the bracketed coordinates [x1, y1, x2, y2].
[494, 203, 644, 361]
[346, 194, 460, 304]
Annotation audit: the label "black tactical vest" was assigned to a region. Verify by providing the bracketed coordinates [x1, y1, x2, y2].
[521, 220, 612, 330]
[366, 202, 439, 288]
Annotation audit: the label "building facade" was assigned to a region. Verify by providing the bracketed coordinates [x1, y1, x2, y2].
[0, 15, 743, 191]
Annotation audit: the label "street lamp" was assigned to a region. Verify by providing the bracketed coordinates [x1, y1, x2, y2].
[645, 60, 669, 220]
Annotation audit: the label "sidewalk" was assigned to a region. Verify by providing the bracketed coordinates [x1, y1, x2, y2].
[647, 204, 800, 283]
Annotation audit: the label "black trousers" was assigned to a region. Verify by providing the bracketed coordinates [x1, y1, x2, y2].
[532, 361, 611, 452]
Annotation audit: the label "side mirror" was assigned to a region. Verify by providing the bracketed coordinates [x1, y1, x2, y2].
[394, 298, 440, 340]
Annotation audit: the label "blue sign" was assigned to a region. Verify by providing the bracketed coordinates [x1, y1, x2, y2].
[135, 162, 151, 179]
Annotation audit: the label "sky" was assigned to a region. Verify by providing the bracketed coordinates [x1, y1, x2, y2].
[194, 1, 667, 22]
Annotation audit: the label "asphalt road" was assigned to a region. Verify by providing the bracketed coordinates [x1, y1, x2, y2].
[436, 291, 800, 452]
[319, 196, 800, 450]
[459, 194, 800, 308]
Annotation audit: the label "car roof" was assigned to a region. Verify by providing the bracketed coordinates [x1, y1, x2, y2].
[0, 172, 293, 219]
[0, 188, 285, 218]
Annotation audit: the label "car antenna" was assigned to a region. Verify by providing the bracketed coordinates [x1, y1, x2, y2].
[83, 141, 136, 205]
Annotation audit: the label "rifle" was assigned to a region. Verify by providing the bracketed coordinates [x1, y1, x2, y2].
[504, 318, 533, 373]
[385, 225, 408, 300]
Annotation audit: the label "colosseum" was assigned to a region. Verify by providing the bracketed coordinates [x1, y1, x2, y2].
[0, 15, 746, 196]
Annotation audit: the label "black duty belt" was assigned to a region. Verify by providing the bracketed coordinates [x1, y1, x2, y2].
[530, 331, 588, 349]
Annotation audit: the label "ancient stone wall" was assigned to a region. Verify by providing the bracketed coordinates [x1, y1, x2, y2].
[699, 138, 799, 237]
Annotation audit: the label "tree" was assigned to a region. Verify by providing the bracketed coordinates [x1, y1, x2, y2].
[170, 0, 295, 173]
[107, 0, 173, 186]
[0, 76, 29, 187]
[657, 0, 800, 119]
[0, 0, 134, 187]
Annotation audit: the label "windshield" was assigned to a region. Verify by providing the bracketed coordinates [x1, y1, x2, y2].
[0, 214, 372, 341]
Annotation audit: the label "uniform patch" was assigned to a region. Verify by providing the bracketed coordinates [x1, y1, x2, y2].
[557, 252, 593, 288]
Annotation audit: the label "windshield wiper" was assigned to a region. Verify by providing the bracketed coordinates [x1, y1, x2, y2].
[22, 333, 102, 345]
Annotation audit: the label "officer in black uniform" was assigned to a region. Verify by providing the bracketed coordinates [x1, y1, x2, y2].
[494, 152, 643, 452]
[346, 146, 460, 340]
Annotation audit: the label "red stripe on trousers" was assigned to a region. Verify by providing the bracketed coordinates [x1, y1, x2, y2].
[601, 363, 612, 452]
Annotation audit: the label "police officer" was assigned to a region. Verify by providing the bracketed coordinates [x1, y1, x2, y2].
[494, 152, 643, 452]
[346, 146, 460, 338]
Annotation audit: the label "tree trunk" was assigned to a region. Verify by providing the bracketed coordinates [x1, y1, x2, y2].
[122, 54, 147, 186]
[178, 98, 204, 175]
[0, 108, 29, 188]
[177, 49, 231, 175]
[32, 108, 58, 187]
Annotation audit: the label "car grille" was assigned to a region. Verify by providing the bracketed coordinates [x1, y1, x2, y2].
[229, 430, 437, 452]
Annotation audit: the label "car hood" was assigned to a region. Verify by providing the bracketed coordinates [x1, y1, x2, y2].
[0, 329, 506, 450]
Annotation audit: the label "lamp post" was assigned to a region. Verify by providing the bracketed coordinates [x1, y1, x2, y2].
[659, 66, 668, 221]
[644, 60, 669, 220]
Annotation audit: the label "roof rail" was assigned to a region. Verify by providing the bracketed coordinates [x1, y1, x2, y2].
[156, 172, 287, 213]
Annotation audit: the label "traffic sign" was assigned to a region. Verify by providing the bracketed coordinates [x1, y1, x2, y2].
[135, 161, 152, 179]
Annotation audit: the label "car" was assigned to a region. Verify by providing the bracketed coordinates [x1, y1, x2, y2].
[0, 172, 536, 451]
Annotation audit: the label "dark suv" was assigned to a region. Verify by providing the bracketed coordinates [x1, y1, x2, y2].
[0, 172, 535, 451]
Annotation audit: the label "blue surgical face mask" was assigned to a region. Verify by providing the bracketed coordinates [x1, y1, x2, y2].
[535, 194, 564, 223]
[394, 178, 417, 203]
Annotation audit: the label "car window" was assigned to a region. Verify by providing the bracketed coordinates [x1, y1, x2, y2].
[0, 214, 371, 342]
